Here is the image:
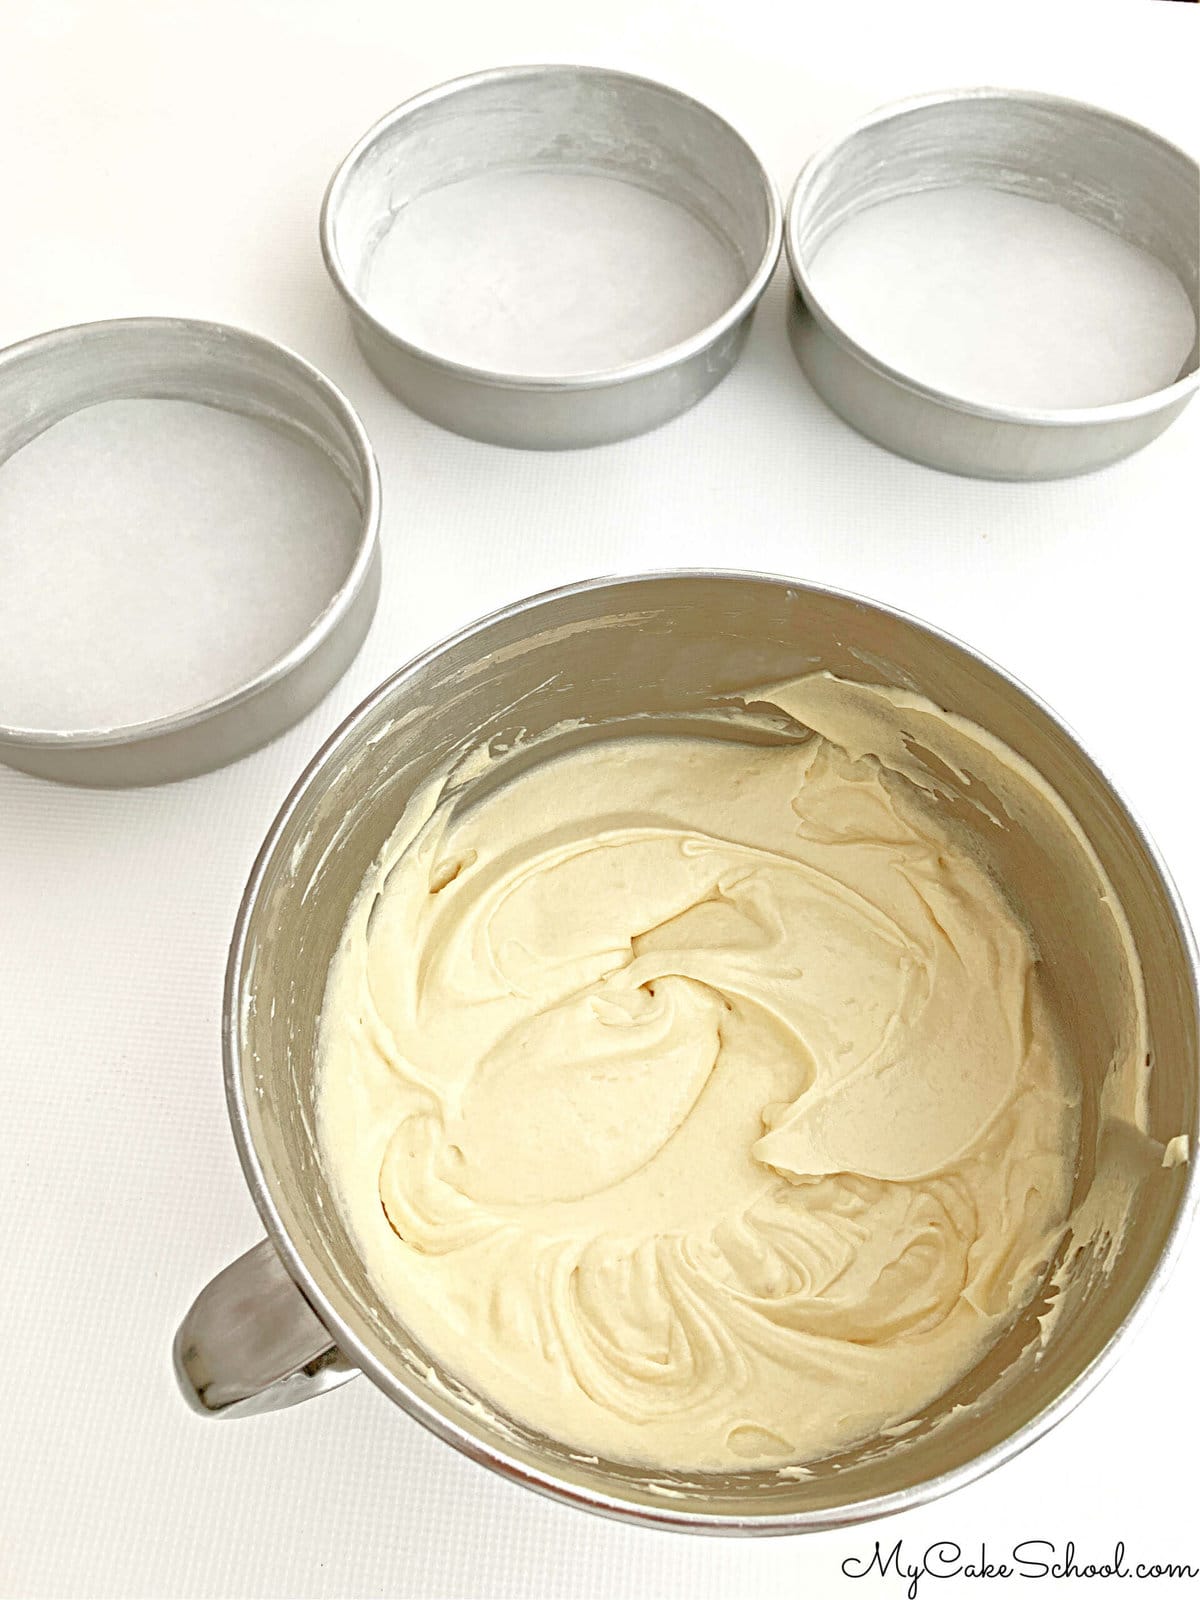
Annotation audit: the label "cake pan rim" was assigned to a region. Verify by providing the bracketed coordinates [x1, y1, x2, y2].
[784, 85, 1200, 430]
[319, 61, 784, 395]
[0, 314, 382, 762]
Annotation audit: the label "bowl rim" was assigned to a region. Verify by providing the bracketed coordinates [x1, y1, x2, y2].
[223, 567, 1200, 1533]
[784, 87, 1200, 428]
[319, 62, 784, 393]
[0, 315, 382, 754]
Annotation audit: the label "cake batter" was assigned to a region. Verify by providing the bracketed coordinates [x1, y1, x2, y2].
[318, 674, 1087, 1469]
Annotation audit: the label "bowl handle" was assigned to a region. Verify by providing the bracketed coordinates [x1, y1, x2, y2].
[174, 1238, 357, 1417]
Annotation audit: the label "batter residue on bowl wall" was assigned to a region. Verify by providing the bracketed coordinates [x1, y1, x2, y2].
[318, 673, 1146, 1471]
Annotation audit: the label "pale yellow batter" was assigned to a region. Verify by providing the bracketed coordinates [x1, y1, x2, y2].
[318, 674, 1088, 1470]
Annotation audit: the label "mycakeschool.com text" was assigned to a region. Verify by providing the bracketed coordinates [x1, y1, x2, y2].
[840, 1539, 1199, 1596]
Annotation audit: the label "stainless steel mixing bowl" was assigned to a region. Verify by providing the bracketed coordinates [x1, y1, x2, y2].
[176, 572, 1198, 1532]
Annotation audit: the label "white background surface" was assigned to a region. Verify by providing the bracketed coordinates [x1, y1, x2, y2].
[1, 2, 1197, 1596]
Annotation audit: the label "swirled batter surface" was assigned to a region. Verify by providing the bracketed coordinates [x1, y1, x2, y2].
[319, 676, 1081, 1469]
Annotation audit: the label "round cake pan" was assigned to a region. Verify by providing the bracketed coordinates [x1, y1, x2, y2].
[785, 90, 1200, 479]
[320, 65, 782, 449]
[0, 317, 381, 787]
